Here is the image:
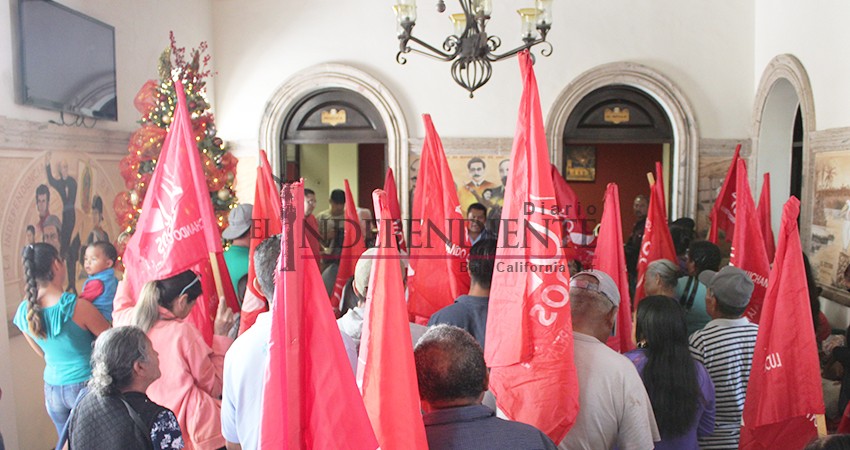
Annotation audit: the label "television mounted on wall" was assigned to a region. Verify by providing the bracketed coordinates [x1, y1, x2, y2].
[14, 0, 118, 121]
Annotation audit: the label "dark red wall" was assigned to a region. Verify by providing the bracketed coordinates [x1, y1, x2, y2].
[357, 143, 386, 215]
[566, 143, 664, 239]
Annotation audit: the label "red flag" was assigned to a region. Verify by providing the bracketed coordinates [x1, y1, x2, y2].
[259, 181, 378, 449]
[634, 162, 678, 306]
[551, 164, 594, 265]
[122, 81, 236, 344]
[594, 183, 635, 353]
[239, 149, 282, 334]
[484, 50, 579, 442]
[356, 189, 428, 450]
[731, 159, 771, 323]
[709, 144, 741, 243]
[407, 114, 470, 320]
[739, 196, 824, 449]
[757, 173, 776, 263]
[331, 180, 367, 309]
[383, 168, 408, 252]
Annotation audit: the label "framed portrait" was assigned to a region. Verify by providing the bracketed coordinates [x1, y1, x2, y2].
[564, 145, 596, 182]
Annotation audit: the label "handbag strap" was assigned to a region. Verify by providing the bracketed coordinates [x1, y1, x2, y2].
[118, 395, 154, 448]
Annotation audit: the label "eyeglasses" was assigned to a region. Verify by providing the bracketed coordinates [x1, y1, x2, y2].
[179, 275, 201, 298]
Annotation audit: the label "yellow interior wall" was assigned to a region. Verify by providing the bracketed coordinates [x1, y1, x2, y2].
[328, 143, 359, 204]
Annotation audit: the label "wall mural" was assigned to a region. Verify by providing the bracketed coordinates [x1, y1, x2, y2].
[2, 152, 121, 322]
[810, 151, 850, 297]
[446, 155, 510, 217]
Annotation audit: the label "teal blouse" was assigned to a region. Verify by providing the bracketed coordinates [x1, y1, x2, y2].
[14, 293, 95, 385]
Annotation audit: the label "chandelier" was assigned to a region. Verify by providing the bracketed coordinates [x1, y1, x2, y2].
[393, 0, 553, 98]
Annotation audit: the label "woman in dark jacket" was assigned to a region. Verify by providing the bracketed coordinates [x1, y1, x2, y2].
[68, 326, 183, 449]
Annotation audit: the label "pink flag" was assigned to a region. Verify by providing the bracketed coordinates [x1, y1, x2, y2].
[757, 173, 776, 263]
[484, 50, 579, 443]
[407, 114, 470, 320]
[709, 144, 741, 243]
[331, 180, 367, 309]
[259, 181, 378, 449]
[634, 162, 678, 307]
[594, 183, 635, 353]
[383, 168, 408, 252]
[121, 80, 235, 344]
[239, 150, 282, 334]
[739, 196, 824, 449]
[731, 159, 771, 323]
[356, 189, 428, 450]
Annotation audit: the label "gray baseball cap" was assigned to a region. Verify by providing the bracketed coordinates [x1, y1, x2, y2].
[222, 203, 253, 240]
[698, 265, 754, 308]
[570, 269, 620, 307]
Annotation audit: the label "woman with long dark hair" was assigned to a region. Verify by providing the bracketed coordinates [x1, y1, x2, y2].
[132, 269, 234, 450]
[625, 295, 715, 449]
[12, 243, 110, 439]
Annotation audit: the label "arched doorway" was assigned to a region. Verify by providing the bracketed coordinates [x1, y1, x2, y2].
[279, 88, 387, 215]
[751, 54, 815, 243]
[546, 62, 700, 222]
[561, 85, 675, 240]
[258, 64, 410, 218]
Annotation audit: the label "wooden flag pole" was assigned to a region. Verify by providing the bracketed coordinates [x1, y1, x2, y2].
[209, 252, 226, 303]
[816, 413, 827, 437]
[647, 172, 655, 187]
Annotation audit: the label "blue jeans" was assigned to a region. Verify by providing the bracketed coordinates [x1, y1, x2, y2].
[43, 381, 86, 437]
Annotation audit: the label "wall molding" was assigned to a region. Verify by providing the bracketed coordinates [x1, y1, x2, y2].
[0, 115, 129, 154]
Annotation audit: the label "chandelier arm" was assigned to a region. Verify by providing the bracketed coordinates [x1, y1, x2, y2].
[486, 39, 550, 62]
[400, 34, 460, 61]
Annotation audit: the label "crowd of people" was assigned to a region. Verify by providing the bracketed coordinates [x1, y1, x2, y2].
[12, 188, 850, 450]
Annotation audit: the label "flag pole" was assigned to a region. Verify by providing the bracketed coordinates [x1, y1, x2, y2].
[816, 414, 826, 437]
[209, 252, 226, 302]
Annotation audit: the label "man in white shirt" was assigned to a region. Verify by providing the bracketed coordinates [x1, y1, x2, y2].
[221, 235, 357, 450]
[560, 270, 660, 450]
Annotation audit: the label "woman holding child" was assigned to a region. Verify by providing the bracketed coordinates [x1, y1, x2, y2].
[132, 269, 235, 450]
[13, 243, 110, 439]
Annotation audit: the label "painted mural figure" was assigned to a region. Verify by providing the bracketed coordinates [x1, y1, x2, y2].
[457, 157, 497, 216]
[45, 154, 81, 292]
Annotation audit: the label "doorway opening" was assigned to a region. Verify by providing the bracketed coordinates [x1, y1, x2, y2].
[562, 85, 675, 240]
[280, 88, 387, 218]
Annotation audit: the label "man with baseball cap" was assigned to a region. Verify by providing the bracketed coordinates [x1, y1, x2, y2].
[222, 203, 253, 293]
[560, 270, 659, 450]
[689, 265, 758, 449]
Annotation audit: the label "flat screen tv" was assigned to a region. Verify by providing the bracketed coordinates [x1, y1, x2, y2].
[15, 0, 117, 121]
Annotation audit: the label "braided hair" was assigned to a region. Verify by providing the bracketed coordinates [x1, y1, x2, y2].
[22, 243, 59, 339]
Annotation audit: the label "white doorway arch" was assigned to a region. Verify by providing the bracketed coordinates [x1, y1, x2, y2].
[258, 64, 410, 217]
[751, 54, 815, 244]
[545, 62, 700, 219]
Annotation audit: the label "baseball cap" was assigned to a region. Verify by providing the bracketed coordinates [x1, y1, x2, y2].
[222, 204, 253, 240]
[570, 269, 620, 307]
[698, 265, 754, 308]
[353, 248, 409, 298]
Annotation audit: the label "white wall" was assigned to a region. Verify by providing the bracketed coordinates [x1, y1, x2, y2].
[755, 0, 850, 131]
[210, 0, 755, 147]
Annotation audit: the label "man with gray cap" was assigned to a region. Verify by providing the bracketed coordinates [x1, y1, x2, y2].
[337, 248, 426, 352]
[560, 269, 659, 450]
[222, 203, 253, 292]
[689, 265, 758, 449]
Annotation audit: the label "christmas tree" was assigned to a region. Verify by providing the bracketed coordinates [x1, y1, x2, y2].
[115, 33, 238, 238]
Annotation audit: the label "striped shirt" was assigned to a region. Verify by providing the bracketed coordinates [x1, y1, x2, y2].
[689, 317, 758, 450]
